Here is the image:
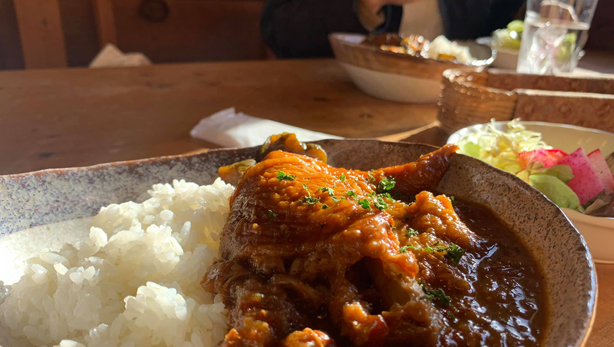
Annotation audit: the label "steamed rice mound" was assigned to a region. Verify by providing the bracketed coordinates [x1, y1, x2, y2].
[0, 178, 235, 347]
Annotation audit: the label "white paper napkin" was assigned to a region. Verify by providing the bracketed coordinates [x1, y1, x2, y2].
[190, 107, 343, 147]
[89, 44, 152, 68]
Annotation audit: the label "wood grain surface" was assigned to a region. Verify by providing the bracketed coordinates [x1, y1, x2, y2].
[0, 58, 611, 347]
[0, 59, 436, 175]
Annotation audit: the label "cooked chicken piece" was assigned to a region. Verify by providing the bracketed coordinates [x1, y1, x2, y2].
[203, 145, 481, 347]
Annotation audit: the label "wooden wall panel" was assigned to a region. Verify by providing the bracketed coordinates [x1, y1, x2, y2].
[13, 0, 67, 68]
[58, 0, 100, 67]
[112, 0, 267, 63]
[0, 0, 24, 69]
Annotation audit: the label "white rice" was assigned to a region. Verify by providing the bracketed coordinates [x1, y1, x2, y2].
[0, 178, 235, 347]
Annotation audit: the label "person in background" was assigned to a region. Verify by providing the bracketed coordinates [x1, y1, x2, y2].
[262, 0, 525, 58]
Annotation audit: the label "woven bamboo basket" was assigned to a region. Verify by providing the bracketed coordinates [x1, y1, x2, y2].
[438, 69, 614, 134]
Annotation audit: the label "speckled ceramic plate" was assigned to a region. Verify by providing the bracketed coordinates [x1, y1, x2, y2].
[0, 140, 597, 347]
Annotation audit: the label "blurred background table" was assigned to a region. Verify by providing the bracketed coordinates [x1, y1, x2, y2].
[0, 56, 612, 347]
[0, 58, 436, 175]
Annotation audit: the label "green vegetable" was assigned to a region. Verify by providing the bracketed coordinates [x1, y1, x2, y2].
[456, 119, 550, 174]
[449, 196, 457, 207]
[529, 174, 581, 210]
[407, 228, 419, 237]
[374, 197, 388, 210]
[268, 210, 278, 218]
[555, 33, 577, 64]
[443, 244, 465, 264]
[340, 174, 346, 182]
[331, 196, 340, 202]
[346, 191, 358, 198]
[516, 162, 581, 211]
[399, 244, 434, 253]
[318, 187, 335, 196]
[322, 204, 329, 210]
[300, 196, 320, 205]
[418, 281, 451, 306]
[516, 162, 574, 183]
[379, 192, 393, 200]
[277, 171, 296, 181]
[358, 199, 371, 209]
[492, 20, 524, 50]
[378, 177, 396, 192]
[507, 20, 524, 34]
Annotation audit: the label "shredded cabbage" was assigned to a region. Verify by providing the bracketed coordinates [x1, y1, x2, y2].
[456, 119, 550, 174]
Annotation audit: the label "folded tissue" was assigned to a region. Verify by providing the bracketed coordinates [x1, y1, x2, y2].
[190, 107, 343, 148]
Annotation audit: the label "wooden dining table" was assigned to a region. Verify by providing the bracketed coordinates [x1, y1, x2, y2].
[0, 58, 612, 346]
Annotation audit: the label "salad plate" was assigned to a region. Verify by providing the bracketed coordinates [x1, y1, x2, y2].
[448, 120, 614, 263]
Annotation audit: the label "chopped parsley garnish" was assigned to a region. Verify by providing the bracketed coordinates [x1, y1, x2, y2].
[449, 196, 457, 207]
[407, 228, 419, 237]
[444, 244, 466, 264]
[378, 177, 396, 192]
[322, 204, 329, 209]
[318, 187, 335, 196]
[303, 184, 309, 190]
[268, 210, 278, 218]
[369, 192, 376, 197]
[346, 191, 357, 198]
[374, 197, 388, 210]
[300, 196, 320, 205]
[358, 199, 371, 209]
[447, 311, 457, 320]
[368, 172, 376, 182]
[277, 171, 296, 181]
[340, 174, 346, 182]
[389, 223, 396, 229]
[399, 244, 434, 253]
[331, 196, 340, 202]
[378, 192, 393, 200]
[418, 281, 451, 306]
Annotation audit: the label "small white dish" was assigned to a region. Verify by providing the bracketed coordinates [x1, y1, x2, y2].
[448, 121, 614, 263]
[338, 62, 442, 103]
[476, 37, 519, 71]
[329, 33, 494, 104]
[491, 47, 519, 70]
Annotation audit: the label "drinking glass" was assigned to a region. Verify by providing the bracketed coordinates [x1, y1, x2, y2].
[516, 0, 599, 74]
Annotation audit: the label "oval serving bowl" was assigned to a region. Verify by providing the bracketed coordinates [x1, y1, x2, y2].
[328, 33, 495, 103]
[448, 121, 614, 263]
[0, 140, 596, 347]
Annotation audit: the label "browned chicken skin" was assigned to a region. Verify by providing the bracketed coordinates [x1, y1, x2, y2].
[203, 145, 485, 347]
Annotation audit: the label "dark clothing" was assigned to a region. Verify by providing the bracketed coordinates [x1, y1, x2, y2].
[262, 0, 525, 59]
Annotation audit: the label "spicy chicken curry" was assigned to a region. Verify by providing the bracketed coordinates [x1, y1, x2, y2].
[204, 140, 545, 347]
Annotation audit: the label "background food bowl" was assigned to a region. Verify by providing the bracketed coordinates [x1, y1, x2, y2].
[476, 37, 519, 70]
[448, 121, 614, 263]
[328, 33, 495, 103]
[0, 140, 596, 347]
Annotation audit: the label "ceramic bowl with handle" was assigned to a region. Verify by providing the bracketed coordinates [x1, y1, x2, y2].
[0, 140, 596, 347]
[448, 121, 614, 263]
[328, 33, 495, 103]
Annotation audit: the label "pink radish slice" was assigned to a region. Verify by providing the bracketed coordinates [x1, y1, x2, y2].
[517, 149, 567, 170]
[559, 148, 606, 205]
[587, 149, 614, 190]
